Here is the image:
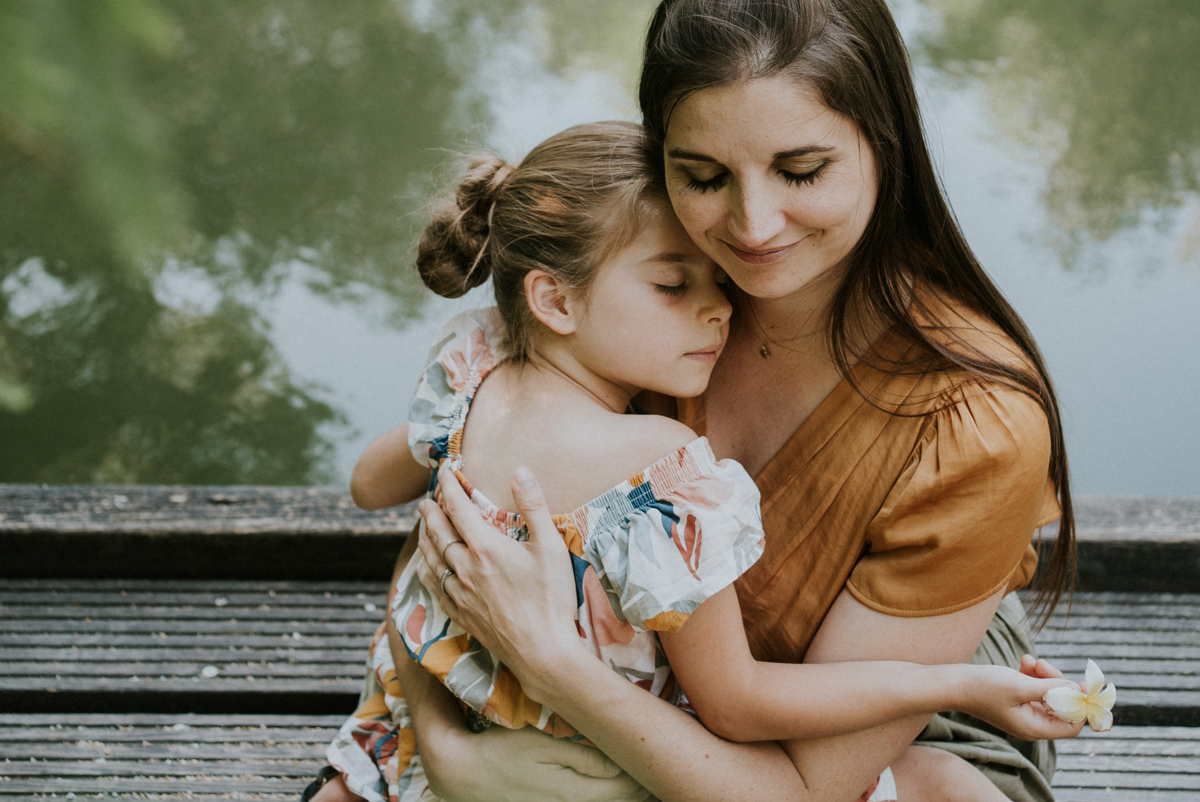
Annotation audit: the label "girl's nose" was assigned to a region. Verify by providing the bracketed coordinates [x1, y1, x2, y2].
[701, 279, 733, 325]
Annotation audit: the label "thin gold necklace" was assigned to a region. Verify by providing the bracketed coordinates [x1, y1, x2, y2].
[750, 305, 819, 360]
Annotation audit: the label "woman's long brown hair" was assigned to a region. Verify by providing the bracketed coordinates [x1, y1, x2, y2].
[640, 0, 1074, 625]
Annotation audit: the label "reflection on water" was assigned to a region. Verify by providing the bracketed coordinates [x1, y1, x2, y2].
[1, 0, 1196, 492]
[919, 0, 1200, 267]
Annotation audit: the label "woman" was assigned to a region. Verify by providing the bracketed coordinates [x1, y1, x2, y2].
[391, 1, 1074, 800]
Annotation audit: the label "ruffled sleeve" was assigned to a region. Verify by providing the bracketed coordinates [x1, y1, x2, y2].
[846, 383, 1061, 616]
[407, 307, 505, 469]
[584, 439, 765, 633]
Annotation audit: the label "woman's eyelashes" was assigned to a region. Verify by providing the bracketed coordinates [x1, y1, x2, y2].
[655, 281, 688, 296]
[781, 164, 826, 186]
[681, 163, 827, 193]
[685, 173, 728, 193]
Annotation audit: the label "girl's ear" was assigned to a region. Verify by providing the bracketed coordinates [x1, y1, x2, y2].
[525, 269, 580, 335]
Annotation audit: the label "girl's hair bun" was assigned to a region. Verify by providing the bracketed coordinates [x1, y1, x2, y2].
[416, 155, 514, 298]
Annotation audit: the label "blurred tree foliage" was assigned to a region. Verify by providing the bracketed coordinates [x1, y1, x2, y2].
[0, 0, 656, 484]
[920, 0, 1200, 264]
[0, 0, 466, 483]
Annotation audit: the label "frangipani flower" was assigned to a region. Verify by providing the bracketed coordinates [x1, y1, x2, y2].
[1043, 659, 1117, 732]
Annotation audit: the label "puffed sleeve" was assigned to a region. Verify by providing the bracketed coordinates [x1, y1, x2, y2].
[584, 441, 766, 633]
[846, 383, 1061, 616]
[406, 307, 504, 469]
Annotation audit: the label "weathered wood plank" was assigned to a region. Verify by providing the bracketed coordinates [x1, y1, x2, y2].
[0, 716, 1194, 800]
[0, 485, 415, 580]
[2, 580, 1197, 724]
[4, 487, 1198, 587]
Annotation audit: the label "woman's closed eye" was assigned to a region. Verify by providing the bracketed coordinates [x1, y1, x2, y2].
[685, 172, 728, 193]
[781, 164, 825, 187]
[683, 164, 826, 193]
[655, 282, 689, 296]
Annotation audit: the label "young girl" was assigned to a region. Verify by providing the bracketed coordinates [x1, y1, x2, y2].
[310, 121, 1083, 802]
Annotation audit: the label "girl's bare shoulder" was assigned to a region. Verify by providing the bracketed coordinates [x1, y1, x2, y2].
[571, 408, 699, 482]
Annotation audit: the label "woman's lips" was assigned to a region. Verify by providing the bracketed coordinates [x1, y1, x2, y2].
[723, 240, 799, 265]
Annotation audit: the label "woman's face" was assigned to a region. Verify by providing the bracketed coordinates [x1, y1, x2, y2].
[663, 74, 878, 303]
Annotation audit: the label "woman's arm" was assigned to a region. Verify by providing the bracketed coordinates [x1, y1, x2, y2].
[422, 467, 1078, 802]
[350, 424, 430, 510]
[382, 523, 652, 802]
[418, 468, 873, 802]
[417, 479, 829, 802]
[659, 584, 1080, 743]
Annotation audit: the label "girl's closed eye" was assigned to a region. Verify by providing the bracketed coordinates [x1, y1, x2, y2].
[656, 281, 689, 296]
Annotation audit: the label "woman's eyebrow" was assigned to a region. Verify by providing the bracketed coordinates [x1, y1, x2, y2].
[775, 146, 834, 159]
[666, 148, 715, 162]
[667, 146, 835, 161]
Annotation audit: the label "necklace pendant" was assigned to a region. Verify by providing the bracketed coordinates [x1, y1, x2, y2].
[759, 342, 772, 359]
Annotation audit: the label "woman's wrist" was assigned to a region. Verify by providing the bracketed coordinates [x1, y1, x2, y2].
[512, 638, 597, 707]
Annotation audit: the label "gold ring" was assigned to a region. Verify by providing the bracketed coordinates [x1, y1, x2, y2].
[441, 540, 465, 563]
[439, 567, 455, 595]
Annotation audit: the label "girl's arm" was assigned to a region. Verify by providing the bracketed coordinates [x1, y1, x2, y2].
[421, 466, 1079, 802]
[658, 583, 1081, 743]
[350, 424, 430, 510]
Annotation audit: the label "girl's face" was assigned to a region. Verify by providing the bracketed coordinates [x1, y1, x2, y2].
[570, 207, 732, 400]
[662, 74, 878, 304]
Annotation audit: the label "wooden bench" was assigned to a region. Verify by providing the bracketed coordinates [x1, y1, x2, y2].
[1, 486, 1197, 799]
[0, 715, 1195, 801]
[1, 579, 1196, 726]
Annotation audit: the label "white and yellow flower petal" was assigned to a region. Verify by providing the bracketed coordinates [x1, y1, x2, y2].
[1042, 659, 1117, 732]
[1043, 684, 1088, 722]
[1086, 699, 1114, 733]
[1084, 659, 1105, 696]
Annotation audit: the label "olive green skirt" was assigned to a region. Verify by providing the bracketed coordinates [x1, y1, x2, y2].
[912, 593, 1057, 802]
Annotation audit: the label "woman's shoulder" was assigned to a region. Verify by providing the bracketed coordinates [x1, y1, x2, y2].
[913, 289, 1034, 375]
[863, 289, 1042, 416]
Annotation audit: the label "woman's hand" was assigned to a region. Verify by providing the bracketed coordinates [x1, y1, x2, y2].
[392, 635, 650, 802]
[391, 519, 650, 802]
[428, 722, 653, 802]
[956, 659, 1086, 742]
[414, 466, 584, 697]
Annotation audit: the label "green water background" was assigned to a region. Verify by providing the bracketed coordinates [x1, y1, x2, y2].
[2, 0, 1197, 494]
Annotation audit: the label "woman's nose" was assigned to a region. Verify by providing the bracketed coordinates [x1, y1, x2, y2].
[728, 181, 785, 247]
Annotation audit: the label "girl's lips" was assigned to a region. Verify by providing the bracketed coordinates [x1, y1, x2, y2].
[685, 344, 724, 362]
[723, 240, 799, 265]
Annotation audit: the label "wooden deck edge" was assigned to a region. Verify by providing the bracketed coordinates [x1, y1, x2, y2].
[2, 486, 1198, 586]
[0, 688, 359, 716]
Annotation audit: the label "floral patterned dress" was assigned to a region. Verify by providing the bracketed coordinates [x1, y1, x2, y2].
[322, 308, 894, 802]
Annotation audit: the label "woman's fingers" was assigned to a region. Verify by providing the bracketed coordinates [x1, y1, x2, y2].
[538, 735, 623, 779]
[511, 467, 555, 543]
[435, 466, 488, 551]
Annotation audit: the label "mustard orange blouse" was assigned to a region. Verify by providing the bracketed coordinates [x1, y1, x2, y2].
[672, 299, 1061, 664]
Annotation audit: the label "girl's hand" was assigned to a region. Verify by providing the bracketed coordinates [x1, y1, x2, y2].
[960, 660, 1086, 742]
[415, 465, 586, 700]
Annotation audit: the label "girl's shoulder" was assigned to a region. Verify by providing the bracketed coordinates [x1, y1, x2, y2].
[408, 307, 503, 468]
